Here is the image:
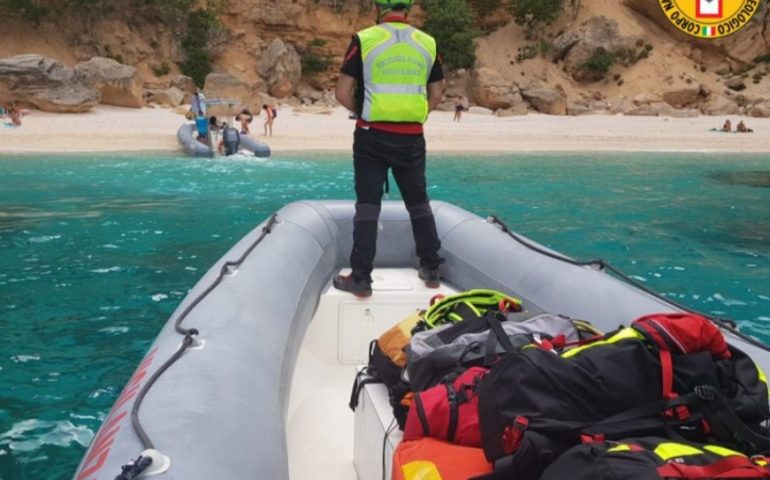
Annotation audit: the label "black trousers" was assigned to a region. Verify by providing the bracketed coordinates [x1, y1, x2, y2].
[350, 127, 442, 283]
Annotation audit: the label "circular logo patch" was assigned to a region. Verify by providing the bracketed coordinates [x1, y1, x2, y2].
[658, 0, 760, 38]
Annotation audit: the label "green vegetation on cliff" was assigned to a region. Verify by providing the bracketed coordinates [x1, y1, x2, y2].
[421, 0, 479, 68]
[1, 0, 226, 87]
[509, 0, 565, 29]
[181, 7, 223, 87]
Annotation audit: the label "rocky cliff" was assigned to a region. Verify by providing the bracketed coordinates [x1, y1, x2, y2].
[1, 0, 768, 116]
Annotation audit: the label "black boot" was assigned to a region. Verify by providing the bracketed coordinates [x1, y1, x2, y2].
[333, 274, 372, 298]
[418, 266, 440, 289]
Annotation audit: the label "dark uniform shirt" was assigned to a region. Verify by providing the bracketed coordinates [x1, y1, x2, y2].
[340, 19, 444, 135]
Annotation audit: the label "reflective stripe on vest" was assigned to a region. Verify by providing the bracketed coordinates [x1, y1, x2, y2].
[358, 22, 436, 124]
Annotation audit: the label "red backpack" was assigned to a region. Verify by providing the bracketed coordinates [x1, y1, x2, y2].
[403, 367, 488, 447]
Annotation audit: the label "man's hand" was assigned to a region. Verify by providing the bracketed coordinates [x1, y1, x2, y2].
[427, 80, 445, 112]
[335, 73, 357, 113]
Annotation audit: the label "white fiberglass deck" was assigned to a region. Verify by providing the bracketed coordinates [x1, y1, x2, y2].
[287, 268, 455, 479]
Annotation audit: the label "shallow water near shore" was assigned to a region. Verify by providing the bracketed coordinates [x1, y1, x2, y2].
[0, 151, 769, 479]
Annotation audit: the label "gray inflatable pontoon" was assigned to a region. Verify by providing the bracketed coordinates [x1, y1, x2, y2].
[74, 200, 770, 480]
[176, 123, 271, 158]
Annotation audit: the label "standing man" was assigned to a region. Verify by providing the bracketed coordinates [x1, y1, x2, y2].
[333, 0, 444, 298]
[191, 89, 209, 142]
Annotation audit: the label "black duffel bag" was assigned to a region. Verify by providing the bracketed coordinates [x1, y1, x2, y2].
[475, 313, 770, 480]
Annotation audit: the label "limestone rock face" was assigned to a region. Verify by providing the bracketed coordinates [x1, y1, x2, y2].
[633, 93, 662, 105]
[567, 102, 592, 116]
[467, 106, 494, 115]
[0, 54, 99, 113]
[145, 87, 185, 107]
[625, 102, 675, 116]
[470, 68, 523, 110]
[203, 72, 271, 112]
[295, 83, 336, 107]
[662, 86, 702, 108]
[724, 76, 747, 92]
[608, 96, 634, 114]
[170, 74, 195, 91]
[203, 72, 253, 102]
[747, 101, 770, 117]
[554, 16, 641, 82]
[520, 85, 567, 115]
[495, 104, 528, 116]
[75, 57, 144, 108]
[702, 94, 741, 115]
[257, 38, 302, 99]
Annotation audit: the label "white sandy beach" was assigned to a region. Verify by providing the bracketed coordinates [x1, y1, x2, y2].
[1, 105, 769, 154]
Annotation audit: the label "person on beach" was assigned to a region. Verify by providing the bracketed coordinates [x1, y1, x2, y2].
[262, 104, 275, 136]
[721, 119, 732, 133]
[190, 90, 207, 118]
[453, 99, 465, 122]
[7, 104, 23, 127]
[218, 122, 241, 156]
[736, 120, 754, 133]
[238, 108, 253, 135]
[196, 123, 209, 144]
[209, 116, 220, 131]
[332, 0, 444, 297]
[189, 90, 208, 142]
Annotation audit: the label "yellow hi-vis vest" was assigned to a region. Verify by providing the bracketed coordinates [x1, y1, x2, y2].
[357, 22, 437, 124]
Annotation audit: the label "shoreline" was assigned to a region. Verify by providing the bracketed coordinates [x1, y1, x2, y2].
[1, 105, 769, 154]
[3, 148, 769, 157]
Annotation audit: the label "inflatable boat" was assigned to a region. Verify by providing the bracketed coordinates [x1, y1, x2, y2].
[74, 200, 770, 480]
[176, 123, 271, 158]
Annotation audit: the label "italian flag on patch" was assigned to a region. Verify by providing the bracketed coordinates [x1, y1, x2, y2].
[701, 26, 717, 37]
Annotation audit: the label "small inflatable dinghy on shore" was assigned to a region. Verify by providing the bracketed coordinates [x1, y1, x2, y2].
[74, 200, 770, 480]
[176, 123, 270, 158]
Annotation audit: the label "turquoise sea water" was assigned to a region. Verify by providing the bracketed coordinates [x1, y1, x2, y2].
[0, 151, 768, 479]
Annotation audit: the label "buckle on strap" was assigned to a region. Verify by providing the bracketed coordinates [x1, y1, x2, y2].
[501, 416, 529, 455]
[695, 385, 718, 401]
[666, 404, 691, 421]
[580, 433, 606, 444]
[664, 393, 691, 421]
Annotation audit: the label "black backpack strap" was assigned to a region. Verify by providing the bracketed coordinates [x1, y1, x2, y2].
[349, 367, 381, 411]
[519, 395, 697, 436]
[446, 383, 459, 443]
[483, 311, 516, 365]
[414, 392, 430, 436]
[696, 385, 770, 453]
[349, 341, 382, 411]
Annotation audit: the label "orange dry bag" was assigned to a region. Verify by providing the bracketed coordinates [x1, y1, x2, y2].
[392, 438, 493, 480]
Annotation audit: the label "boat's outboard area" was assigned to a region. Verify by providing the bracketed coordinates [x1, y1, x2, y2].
[176, 123, 270, 158]
[74, 201, 770, 480]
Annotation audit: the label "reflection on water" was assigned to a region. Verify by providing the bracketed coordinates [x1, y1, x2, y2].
[709, 171, 770, 188]
[0, 152, 768, 479]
